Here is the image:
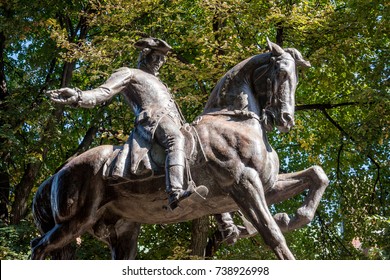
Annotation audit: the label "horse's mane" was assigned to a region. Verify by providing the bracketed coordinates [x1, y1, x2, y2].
[203, 52, 272, 113]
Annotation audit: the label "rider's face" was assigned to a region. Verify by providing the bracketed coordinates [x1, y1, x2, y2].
[150, 52, 166, 69]
[141, 51, 166, 75]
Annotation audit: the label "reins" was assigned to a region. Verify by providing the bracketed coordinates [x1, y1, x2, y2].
[194, 109, 263, 124]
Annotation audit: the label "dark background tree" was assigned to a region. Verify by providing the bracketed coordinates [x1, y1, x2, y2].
[0, 0, 388, 259]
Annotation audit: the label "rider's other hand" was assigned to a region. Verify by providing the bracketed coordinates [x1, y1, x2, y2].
[46, 88, 78, 105]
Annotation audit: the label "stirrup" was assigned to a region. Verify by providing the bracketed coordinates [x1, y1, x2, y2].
[167, 185, 209, 211]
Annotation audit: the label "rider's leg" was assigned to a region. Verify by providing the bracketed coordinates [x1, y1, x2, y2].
[165, 149, 191, 209]
[154, 117, 190, 209]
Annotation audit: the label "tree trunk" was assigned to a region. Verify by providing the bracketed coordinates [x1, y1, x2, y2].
[0, 29, 11, 223]
[190, 216, 209, 258]
[10, 10, 91, 224]
[56, 125, 99, 172]
[0, 172, 10, 222]
[10, 162, 42, 224]
[10, 59, 74, 224]
[276, 22, 284, 47]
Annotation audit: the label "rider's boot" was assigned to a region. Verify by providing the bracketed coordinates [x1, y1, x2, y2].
[166, 164, 191, 210]
[165, 149, 192, 210]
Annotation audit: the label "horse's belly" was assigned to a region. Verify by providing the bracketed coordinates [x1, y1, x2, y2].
[108, 194, 238, 224]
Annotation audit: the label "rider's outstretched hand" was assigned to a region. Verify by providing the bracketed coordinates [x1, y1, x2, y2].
[46, 88, 79, 106]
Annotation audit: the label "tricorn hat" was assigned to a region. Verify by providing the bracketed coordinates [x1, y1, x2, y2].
[134, 37, 172, 54]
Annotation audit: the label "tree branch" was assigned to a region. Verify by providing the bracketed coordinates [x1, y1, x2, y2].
[191, 216, 209, 258]
[171, 51, 208, 96]
[0, 31, 7, 100]
[321, 108, 382, 213]
[317, 212, 353, 257]
[296, 102, 365, 111]
[336, 143, 344, 182]
[55, 125, 99, 172]
[10, 9, 94, 223]
[321, 108, 355, 142]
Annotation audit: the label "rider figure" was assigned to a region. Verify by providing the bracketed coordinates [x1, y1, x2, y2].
[49, 38, 190, 210]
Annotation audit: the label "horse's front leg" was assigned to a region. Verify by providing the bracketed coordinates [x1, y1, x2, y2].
[266, 165, 329, 232]
[231, 167, 295, 260]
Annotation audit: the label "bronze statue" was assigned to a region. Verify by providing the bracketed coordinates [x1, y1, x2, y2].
[31, 38, 329, 260]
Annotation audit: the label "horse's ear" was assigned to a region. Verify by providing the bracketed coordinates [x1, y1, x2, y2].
[266, 37, 284, 56]
[285, 48, 311, 68]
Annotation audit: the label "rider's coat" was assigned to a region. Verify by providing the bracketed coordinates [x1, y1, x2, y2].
[76, 67, 183, 178]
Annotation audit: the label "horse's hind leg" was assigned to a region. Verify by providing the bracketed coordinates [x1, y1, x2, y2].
[93, 218, 141, 260]
[112, 221, 141, 260]
[32, 176, 98, 259]
[231, 168, 295, 260]
[266, 165, 329, 232]
[31, 221, 87, 260]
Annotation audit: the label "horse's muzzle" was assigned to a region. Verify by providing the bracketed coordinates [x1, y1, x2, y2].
[278, 112, 295, 133]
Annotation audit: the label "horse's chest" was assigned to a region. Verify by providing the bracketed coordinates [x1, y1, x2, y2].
[259, 149, 279, 190]
[199, 118, 279, 188]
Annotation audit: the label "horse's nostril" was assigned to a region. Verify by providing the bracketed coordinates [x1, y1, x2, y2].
[283, 113, 291, 121]
[282, 112, 294, 125]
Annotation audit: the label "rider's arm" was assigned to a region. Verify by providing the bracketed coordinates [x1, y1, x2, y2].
[77, 67, 133, 108]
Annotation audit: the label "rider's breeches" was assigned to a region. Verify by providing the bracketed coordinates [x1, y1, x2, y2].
[154, 116, 186, 195]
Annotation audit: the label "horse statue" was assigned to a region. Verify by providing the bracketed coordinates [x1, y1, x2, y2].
[31, 39, 329, 260]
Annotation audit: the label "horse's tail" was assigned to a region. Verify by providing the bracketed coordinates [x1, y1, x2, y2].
[32, 175, 76, 259]
[32, 176, 54, 233]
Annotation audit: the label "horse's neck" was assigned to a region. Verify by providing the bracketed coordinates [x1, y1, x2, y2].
[203, 54, 270, 116]
[204, 78, 256, 113]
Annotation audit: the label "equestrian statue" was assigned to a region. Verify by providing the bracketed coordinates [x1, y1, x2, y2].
[31, 37, 329, 260]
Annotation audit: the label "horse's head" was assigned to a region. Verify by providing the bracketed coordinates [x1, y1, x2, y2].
[254, 39, 311, 133]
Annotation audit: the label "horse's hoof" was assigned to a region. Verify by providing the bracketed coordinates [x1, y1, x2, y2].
[237, 225, 257, 238]
[296, 207, 313, 222]
[273, 213, 290, 232]
[221, 225, 240, 245]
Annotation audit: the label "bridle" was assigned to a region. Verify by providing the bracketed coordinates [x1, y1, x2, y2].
[196, 55, 296, 126]
[257, 55, 297, 125]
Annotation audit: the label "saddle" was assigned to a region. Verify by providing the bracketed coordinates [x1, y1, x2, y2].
[103, 123, 206, 182]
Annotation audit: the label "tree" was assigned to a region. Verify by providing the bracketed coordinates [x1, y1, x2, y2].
[0, 0, 388, 259]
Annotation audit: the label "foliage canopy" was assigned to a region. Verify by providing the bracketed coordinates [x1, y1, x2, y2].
[0, 0, 388, 260]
